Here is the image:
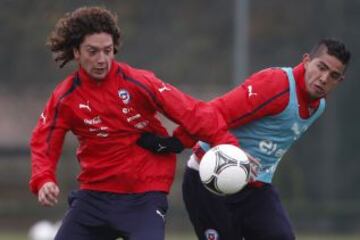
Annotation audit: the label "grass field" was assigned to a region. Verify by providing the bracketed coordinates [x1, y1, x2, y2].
[2, 232, 360, 240]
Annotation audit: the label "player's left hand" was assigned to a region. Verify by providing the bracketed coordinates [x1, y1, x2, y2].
[136, 132, 185, 154]
[38, 181, 60, 207]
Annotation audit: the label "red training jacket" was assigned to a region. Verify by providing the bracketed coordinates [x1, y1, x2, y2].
[30, 60, 238, 194]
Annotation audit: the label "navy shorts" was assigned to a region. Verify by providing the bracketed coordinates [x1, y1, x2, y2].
[182, 167, 295, 240]
[55, 190, 168, 240]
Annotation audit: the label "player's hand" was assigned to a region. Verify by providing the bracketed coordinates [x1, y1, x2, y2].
[246, 153, 261, 182]
[38, 182, 60, 207]
[136, 132, 185, 154]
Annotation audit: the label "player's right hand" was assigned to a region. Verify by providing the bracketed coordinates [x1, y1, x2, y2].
[246, 153, 261, 182]
[38, 182, 60, 207]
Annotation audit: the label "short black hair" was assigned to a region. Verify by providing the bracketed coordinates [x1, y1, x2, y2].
[310, 38, 351, 66]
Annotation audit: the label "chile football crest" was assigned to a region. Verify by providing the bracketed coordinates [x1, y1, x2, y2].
[205, 229, 219, 240]
[118, 89, 131, 104]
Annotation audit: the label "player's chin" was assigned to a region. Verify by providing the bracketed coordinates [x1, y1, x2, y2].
[91, 72, 107, 80]
[310, 90, 325, 99]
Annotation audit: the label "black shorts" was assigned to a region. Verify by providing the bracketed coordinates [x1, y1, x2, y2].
[55, 190, 168, 240]
[182, 167, 295, 240]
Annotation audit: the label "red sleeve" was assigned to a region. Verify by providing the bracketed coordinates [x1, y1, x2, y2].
[29, 92, 72, 194]
[138, 71, 238, 147]
[172, 68, 290, 147]
[211, 68, 289, 128]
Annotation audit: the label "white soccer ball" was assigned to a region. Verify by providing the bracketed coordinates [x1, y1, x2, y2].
[199, 144, 250, 196]
[28, 220, 58, 240]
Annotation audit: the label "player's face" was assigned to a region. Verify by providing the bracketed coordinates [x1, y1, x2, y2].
[74, 33, 114, 81]
[303, 49, 346, 99]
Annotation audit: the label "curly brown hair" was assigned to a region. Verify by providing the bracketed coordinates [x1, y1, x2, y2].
[47, 6, 122, 68]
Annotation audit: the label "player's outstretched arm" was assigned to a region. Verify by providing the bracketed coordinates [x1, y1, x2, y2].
[137, 72, 238, 147]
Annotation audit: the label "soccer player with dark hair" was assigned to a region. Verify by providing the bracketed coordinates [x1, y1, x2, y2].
[138, 39, 351, 239]
[29, 6, 238, 240]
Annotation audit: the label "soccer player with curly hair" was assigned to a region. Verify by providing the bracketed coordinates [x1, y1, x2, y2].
[29, 6, 238, 240]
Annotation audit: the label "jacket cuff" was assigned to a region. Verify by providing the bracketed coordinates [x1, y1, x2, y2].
[29, 174, 57, 195]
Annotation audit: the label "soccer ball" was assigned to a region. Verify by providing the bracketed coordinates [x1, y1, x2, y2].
[199, 144, 250, 196]
[28, 220, 60, 240]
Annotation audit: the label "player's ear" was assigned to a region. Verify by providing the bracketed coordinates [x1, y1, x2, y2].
[73, 47, 80, 60]
[302, 53, 311, 68]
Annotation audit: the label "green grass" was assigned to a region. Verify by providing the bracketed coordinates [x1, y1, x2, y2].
[2, 232, 360, 240]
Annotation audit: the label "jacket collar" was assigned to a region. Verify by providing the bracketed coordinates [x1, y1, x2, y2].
[293, 63, 321, 107]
